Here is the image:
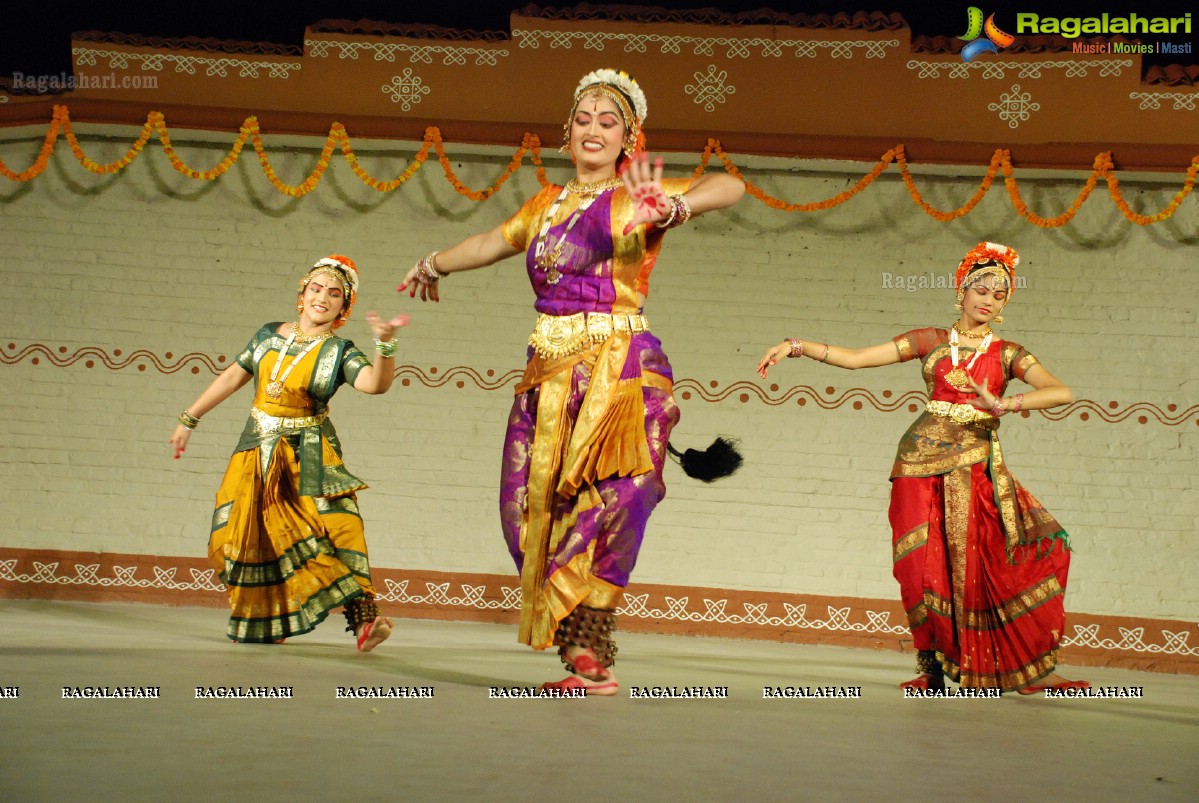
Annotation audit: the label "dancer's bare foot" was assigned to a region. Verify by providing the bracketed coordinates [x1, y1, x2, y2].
[539, 673, 620, 696]
[541, 646, 618, 696]
[563, 646, 610, 681]
[899, 673, 945, 692]
[1017, 672, 1090, 695]
[356, 615, 393, 652]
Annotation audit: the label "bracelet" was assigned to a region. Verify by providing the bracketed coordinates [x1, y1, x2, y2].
[654, 194, 692, 230]
[817, 343, 830, 363]
[178, 410, 200, 430]
[374, 338, 398, 358]
[654, 197, 679, 229]
[1012, 392, 1024, 413]
[990, 398, 1006, 417]
[673, 193, 693, 226]
[415, 251, 445, 286]
[786, 338, 804, 359]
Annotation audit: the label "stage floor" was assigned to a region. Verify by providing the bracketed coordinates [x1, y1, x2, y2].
[1, 599, 1196, 801]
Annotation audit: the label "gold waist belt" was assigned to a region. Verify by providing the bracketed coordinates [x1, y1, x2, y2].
[925, 400, 999, 430]
[528, 312, 649, 360]
[251, 407, 328, 433]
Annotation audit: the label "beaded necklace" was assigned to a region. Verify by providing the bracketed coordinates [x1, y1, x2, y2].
[945, 327, 993, 391]
[265, 324, 331, 399]
[532, 177, 622, 285]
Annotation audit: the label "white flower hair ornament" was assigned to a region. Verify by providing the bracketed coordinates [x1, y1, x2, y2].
[310, 255, 360, 297]
[573, 69, 648, 122]
[565, 68, 649, 158]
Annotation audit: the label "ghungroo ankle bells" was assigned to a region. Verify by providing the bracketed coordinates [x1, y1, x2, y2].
[554, 604, 618, 671]
[915, 649, 943, 677]
[343, 596, 380, 634]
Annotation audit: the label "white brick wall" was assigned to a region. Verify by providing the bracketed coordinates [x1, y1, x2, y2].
[2, 131, 1195, 621]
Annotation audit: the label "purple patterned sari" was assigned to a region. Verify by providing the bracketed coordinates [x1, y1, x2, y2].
[497, 179, 689, 649]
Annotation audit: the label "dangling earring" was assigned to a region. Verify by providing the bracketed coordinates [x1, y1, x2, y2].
[622, 131, 637, 160]
[994, 314, 1005, 324]
[624, 128, 645, 160]
[953, 302, 963, 312]
[297, 300, 304, 315]
[560, 129, 576, 163]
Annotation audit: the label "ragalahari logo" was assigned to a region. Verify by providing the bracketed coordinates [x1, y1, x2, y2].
[959, 7, 1016, 61]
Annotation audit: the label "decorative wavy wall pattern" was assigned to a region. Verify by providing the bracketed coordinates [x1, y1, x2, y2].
[4, 342, 1195, 425]
[394, 364, 522, 391]
[1, 342, 229, 374]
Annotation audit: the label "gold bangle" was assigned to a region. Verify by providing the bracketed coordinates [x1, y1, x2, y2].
[817, 343, 830, 362]
[416, 251, 445, 286]
[178, 410, 200, 430]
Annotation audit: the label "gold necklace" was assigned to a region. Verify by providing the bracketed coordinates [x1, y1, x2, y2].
[532, 183, 617, 285]
[945, 328, 993, 390]
[952, 322, 992, 339]
[291, 322, 334, 344]
[565, 176, 623, 199]
[265, 326, 331, 399]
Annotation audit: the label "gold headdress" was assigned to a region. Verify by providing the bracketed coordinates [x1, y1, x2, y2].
[955, 242, 1018, 315]
[564, 68, 648, 159]
[299, 254, 359, 328]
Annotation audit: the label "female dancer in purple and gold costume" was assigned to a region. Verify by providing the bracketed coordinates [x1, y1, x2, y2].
[400, 69, 743, 694]
[759, 243, 1089, 694]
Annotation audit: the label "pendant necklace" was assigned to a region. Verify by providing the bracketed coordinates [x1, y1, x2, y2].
[533, 177, 622, 285]
[265, 324, 331, 399]
[945, 327, 993, 390]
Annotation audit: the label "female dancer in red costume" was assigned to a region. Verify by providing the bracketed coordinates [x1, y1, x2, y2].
[758, 243, 1089, 693]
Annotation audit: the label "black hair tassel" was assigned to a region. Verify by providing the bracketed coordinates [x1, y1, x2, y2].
[667, 437, 743, 482]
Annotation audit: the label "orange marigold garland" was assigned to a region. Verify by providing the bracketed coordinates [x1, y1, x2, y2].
[60, 106, 154, 175]
[0, 107, 64, 181]
[0, 105, 1196, 227]
[897, 146, 1002, 222]
[248, 119, 338, 198]
[430, 127, 547, 200]
[154, 112, 248, 180]
[336, 123, 431, 192]
[1003, 149, 1105, 228]
[1106, 153, 1199, 225]
[701, 138, 897, 212]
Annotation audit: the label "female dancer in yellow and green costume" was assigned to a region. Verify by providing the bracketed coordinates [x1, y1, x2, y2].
[170, 255, 407, 650]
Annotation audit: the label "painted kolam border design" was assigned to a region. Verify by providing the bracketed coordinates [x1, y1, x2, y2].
[1, 549, 1194, 674]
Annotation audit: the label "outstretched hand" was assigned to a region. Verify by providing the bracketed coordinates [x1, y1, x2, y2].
[366, 311, 410, 342]
[397, 264, 440, 303]
[757, 341, 793, 378]
[169, 425, 191, 459]
[621, 153, 672, 235]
